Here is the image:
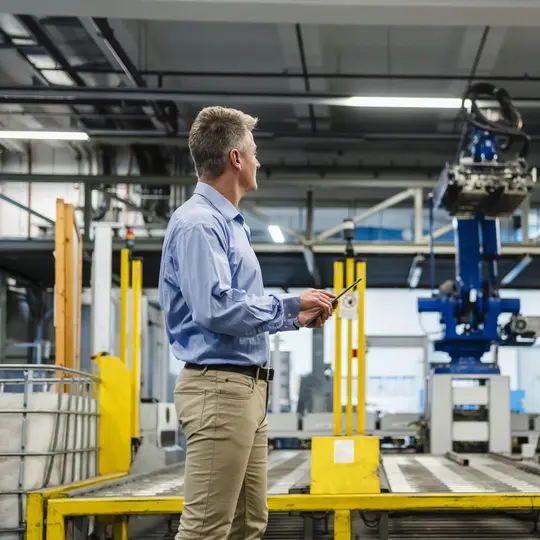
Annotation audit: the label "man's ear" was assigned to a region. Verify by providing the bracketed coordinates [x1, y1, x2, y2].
[229, 148, 241, 171]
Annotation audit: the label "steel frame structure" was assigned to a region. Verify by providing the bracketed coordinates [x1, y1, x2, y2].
[23, 67, 540, 83]
[43, 492, 540, 540]
[25, 472, 127, 540]
[2, 237, 540, 256]
[3, 84, 540, 108]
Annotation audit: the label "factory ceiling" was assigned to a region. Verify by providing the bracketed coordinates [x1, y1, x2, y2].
[0, 7, 539, 287]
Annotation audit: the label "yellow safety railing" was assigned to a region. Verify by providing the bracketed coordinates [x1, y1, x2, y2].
[130, 258, 142, 440]
[119, 247, 142, 441]
[44, 492, 540, 540]
[119, 248, 129, 366]
[356, 261, 366, 434]
[333, 260, 343, 436]
[26, 473, 127, 540]
[333, 257, 366, 436]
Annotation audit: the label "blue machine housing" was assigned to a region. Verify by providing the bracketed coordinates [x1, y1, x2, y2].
[418, 216, 521, 375]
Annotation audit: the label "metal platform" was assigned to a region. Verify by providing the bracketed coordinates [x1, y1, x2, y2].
[43, 451, 540, 540]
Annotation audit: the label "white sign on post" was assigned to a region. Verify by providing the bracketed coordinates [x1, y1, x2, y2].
[339, 291, 358, 320]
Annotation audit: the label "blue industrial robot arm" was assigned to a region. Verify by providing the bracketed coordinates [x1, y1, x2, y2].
[418, 83, 537, 375]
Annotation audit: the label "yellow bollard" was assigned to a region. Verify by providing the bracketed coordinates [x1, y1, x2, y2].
[112, 517, 128, 540]
[131, 259, 142, 440]
[119, 248, 129, 365]
[345, 257, 354, 437]
[334, 510, 351, 540]
[356, 261, 367, 434]
[94, 355, 132, 475]
[333, 260, 344, 436]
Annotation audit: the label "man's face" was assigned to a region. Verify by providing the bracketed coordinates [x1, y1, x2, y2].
[239, 131, 260, 193]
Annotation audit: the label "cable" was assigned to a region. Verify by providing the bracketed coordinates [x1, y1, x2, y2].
[457, 82, 530, 160]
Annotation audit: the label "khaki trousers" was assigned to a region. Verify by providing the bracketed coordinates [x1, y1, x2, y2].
[174, 366, 269, 540]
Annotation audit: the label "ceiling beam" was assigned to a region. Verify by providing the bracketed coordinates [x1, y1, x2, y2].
[4, 85, 540, 108]
[86, 18, 178, 134]
[0, 172, 437, 188]
[3, 0, 540, 27]
[2, 238, 539, 257]
[33, 68, 540, 84]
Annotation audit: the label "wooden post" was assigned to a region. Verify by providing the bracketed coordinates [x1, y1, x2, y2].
[54, 200, 66, 369]
[54, 199, 82, 371]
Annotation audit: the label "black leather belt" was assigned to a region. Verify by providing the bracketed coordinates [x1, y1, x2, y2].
[185, 362, 274, 381]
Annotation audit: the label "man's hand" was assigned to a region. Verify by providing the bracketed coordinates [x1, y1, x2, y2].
[298, 306, 330, 329]
[299, 288, 336, 317]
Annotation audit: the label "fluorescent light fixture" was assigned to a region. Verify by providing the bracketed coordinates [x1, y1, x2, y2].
[501, 255, 533, 286]
[0, 130, 89, 141]
[346, 97, 472, 109]
[268, 225, 285, 243]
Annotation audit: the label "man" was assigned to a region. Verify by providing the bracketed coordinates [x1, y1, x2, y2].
[158, 106, 335, 540]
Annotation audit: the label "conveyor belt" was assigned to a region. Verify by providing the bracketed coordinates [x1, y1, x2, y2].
[66, 450, 311, 498]
[382, 454, 540, 493]
[135, 511, 540, 539]
[69, 451, 540, 498]
[54, 451, 540, 540]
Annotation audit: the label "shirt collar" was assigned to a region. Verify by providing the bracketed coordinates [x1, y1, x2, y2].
[194, 182, 240, 222]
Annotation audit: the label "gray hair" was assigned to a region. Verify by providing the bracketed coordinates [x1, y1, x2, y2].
[188, 106, 258, 180]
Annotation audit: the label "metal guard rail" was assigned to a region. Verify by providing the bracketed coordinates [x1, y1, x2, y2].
[0, 364, 100, 539]
[44, 492, 540, 540]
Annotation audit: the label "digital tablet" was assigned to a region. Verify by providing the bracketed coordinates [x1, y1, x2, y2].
[300, 277, 363, 327]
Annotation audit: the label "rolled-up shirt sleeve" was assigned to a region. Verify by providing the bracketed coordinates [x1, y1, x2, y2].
[175, 222, 300, 337]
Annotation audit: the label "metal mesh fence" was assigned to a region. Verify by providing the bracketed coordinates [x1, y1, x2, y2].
[0, 365, 99, 539]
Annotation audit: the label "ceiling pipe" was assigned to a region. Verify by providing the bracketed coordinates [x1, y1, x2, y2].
[6, 85, 540, 108]
[88, 18, 178, 135]
[16, 15, 118, 131]
[36, 67, 540, 84]
[17, 15, 86, 86]
[0, 172, 438, 188]
[79, 130, 463, 146]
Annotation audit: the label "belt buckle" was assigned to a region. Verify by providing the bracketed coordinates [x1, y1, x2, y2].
[255, 367, 268, 381]
[256, 367, 273, 382]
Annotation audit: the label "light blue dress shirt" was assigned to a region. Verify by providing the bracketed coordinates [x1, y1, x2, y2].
[158, 182, 301, 367]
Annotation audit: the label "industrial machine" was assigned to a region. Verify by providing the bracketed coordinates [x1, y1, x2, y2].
[419, 82, 539, 454]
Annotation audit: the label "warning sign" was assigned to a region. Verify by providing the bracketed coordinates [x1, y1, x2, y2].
[339, 292, 358, 320]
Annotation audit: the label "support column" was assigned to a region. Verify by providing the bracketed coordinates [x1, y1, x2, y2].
[414, 188, 423, 243]
[312, 327, 326, 412]
[334, 511, 351, 540]
[83, 184, 93, 242]
[306, 189, 314, 240]
[522, 198, 530, 243]
[90, 224, 113, 356]
[0, 271, 6, 364]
